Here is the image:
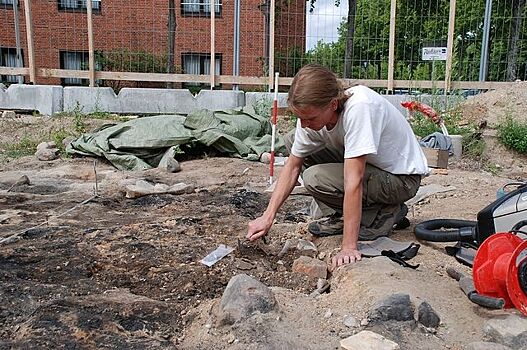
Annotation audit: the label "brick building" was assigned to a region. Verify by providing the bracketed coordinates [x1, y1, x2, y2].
[0, 0, 305, 87]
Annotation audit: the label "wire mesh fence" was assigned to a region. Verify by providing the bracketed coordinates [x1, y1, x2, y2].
[0, 0, 526, 91]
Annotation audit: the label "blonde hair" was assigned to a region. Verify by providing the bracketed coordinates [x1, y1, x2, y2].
[288, 64, 349, 113]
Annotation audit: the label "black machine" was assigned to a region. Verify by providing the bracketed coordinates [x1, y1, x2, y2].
[414, 182, 527, 247]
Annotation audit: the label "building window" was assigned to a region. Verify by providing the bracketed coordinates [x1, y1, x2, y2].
[181, 0, 221, 17]
[0, 0, 17, 10]
[58, 0, 101, 12]
[1, 47, 24, 83]
[182, 53, 221, 87]
[60, 51, 89, 86]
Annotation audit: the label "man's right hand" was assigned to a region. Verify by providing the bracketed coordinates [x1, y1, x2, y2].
[247, 214, 274, 241]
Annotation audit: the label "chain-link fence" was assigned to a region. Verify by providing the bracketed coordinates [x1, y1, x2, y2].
[1, 0, 526, 92]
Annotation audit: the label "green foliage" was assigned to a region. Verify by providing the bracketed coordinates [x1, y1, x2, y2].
[462, 133, 486, 161]
[3, 137, 38, 159]
[72, 102, 87, 135]
[95, 49, 173, 91]
[50, 128, 70, 155]
[410, 104, 475, 138]
[96, 50, 168, 74]
[292, 0, 527, 82]
[497, 115, 527, 154]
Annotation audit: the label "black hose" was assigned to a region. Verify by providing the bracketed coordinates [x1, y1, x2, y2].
[414, 219, 477, 242]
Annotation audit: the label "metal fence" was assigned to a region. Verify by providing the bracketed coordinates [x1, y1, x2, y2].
[1, 0, 526, 92]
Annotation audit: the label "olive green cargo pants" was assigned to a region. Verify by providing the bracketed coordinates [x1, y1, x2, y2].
[285, 131, 422, 238]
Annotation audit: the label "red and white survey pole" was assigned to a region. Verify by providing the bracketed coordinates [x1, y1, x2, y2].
[269, 72, 279, 185]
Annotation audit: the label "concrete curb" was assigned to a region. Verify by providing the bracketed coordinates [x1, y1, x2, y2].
[0, 85, 465, 116]
[0, 84, 63, 115]
[63, 87, 246, 115]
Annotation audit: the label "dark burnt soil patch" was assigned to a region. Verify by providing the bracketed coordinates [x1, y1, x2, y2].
[0, 185, 315, 348]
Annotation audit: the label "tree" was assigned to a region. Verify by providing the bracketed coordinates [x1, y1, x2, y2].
[343, 0, 357, 78]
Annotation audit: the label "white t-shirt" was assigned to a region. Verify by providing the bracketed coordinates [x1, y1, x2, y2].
[291, 85, 429, 175]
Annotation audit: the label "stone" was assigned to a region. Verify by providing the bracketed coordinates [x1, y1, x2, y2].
[125, 180, 155, 198]
[36, 141, 57, 152]
[340, 330, 400, 350]
[153, 183, 170, 193]
[292, 256, 328, 279]
[417, 301, 440, 328]
[369, 294, 415, 322]
[168, 182, 195, 195]
[12, 175, 30, 187]
[35, 147, 59, 161]
[483, 314, 527, 349]
[217, 274, 277, 326]
[464, 342, 513, 350]
[158, 157, 181, 173]
[260, 152, 271, 164]
[343, 315, 358, 328]
[1, 110, 16, 118]
[296, 239, 318, 257]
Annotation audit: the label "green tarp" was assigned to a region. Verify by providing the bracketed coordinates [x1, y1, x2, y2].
[66, 108, 287, 171]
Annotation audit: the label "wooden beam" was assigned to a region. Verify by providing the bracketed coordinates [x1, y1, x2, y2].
[23, 0, 36, 83]
[445, 0, 457, 93]
[387, 0, 397, 92]
[86, 0, 96, 87]
[0, 67, 30, 75]
[32, 68, 519, 91]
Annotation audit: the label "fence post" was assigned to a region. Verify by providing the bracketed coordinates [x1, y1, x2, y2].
[268, 0, 275, 92]
[87, 0, 95, 87]
[23, 0, 36, 84]
[444, 0, 456, 94]
[210, 0, 216, 89]
[387, 0, 396, 93]
[232, 0, 240, 90]
[13, 0, 23, 84]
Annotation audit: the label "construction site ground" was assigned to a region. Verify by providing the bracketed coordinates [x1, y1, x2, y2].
[1, 85, 527, 349]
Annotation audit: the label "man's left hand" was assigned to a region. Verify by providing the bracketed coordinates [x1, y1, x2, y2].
[331, 248, 362, 271]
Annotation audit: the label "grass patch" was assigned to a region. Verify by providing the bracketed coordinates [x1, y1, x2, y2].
[2, 137, 38, 159]
[497, 115, 527, 154]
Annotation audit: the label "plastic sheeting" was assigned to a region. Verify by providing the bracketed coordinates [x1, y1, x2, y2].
[67, 108, 286, 171]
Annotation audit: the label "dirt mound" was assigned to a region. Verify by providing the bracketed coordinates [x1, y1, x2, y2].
[458, 81, 527, 127]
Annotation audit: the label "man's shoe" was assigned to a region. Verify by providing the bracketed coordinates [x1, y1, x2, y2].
[308, 215, 343, 237]
[359, 203, 408, 241]
[394, 204, 410, 230]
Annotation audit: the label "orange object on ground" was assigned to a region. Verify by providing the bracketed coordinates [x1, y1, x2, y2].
[473, 232, 527, 315]
[401, 101, 441, 123]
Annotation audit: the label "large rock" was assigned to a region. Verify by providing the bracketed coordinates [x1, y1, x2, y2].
[217, 274, 277, 326]
[340, 330, 400, 350]
[35, 141, 59, 161]
[369, 294, 415, 322]
[483, 314, 527, 349]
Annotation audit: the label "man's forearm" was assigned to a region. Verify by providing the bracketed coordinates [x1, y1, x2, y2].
[341, 184, 362, 250]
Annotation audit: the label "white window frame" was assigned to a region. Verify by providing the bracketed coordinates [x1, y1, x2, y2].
[58, 0, 101, 12]
[182, 53, 221, 87]
[181, 0, 221, 17]
[0, 47, 23, 83]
